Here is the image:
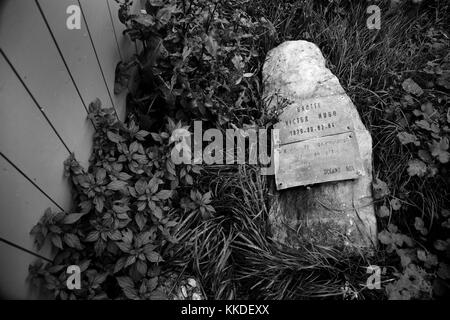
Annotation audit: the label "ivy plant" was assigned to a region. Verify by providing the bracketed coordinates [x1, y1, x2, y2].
[29, 100, 214, 300]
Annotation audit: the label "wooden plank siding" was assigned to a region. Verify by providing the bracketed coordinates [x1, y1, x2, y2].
[78, 0, 126, 120]
[0, 0, 135, 299]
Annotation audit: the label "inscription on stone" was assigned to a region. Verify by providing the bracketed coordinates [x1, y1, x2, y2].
[274, 94, 364, 190]
[274, 95, 354, 145]
[274, 132, 364, 189]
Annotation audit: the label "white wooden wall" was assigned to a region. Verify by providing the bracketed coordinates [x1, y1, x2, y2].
[0, 0, 139, 299]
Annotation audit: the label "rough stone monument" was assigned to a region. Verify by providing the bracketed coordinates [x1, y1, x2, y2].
[263, 40, 377, 252]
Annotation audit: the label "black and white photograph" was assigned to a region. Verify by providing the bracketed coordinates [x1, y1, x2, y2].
[0, 0, 449, 307]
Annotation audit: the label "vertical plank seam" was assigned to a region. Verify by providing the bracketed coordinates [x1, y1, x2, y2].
[34, 0, 97, 130]
[0, 49, 71, 154]
[77, 0, 119, 121]
[0, 152, 65, 211]
[106, 0, 123, 61]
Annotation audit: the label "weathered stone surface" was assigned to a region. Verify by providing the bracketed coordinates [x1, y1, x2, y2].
[263, 40, 377, 252]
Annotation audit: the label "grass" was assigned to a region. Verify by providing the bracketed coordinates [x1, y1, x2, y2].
[171, 165, 388, 299]
[167, 0, 450, 300]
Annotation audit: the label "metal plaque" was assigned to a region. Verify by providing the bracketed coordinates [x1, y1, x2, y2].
[274, 132, 364, 190]
[274, 94, 354, 145]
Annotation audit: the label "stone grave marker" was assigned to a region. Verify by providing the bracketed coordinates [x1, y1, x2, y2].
[263, 40, 377, 252]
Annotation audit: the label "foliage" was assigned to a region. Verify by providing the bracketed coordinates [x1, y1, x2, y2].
[115, 0, 278, 132]
[29, 0, 450, 300]
[29, 100, 212, 299]
[372, 15, 450, 299]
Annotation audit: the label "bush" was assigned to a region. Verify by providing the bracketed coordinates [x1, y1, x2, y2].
[29, 101, 211, 299]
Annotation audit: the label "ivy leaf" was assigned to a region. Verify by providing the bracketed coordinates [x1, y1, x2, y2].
[117, 276, 139, 300]
[91, 273, 108, 288]
[107, 131, 125, 144]
[414, 217, 428, 236]
[402, 78, 423, 96]
[430, 138, 450, 164]
[108, 230, 122, 241]
[152, 206, 163, 220]
[95, 168, 107, 184]
[378, 230, 392, 245]
[397, 132, 420, 146]
[63, 212, 87, 224]
[390, 198, 402, 211]
[442, 218, 450, 229]
[107, 180, 128, 191]
[155, 190, 173, 200]
[93, 196, 104, 213]
[421, 102, 435, 116]
[166, 159, 176, 176]
[417, 250, 438, 267]
[232, 55, 244, 71]
[437, 263, 450, 280]
[85, 231, 99, 242]
[147, 277, 158, 292]
[114, 257, 127, 274]
[156, 5, 178, 26]
[79, 260, 91, 272]
[137, 201, 147, 211]
[135, 130, 150, 141]
[133, 13, 155, 27]
[88, 98, 102, 113]
[185, 174, 193, 185]
[135, 212, 147, 231]
[51, 234, 63, 249]
[415, 119, 431, 131]
[373, 178, 390, 199]
[407, 159, 427, 177]
[113, 205, 130, 214]
[145, 251, 163, 263]
[434, 239, 449, 251]
[377, 205, 390, 218]
[116, 276, 134, 290]
[129, 141, 140, 154]
[94, 239, 106, 256]
[64, 233, 82, 249]
[122, 229, 133, 244]
[116, 242, 131, 253]
[418, 149, 432, 163]
[397, 248, 414, 268]
[205, 34, 218, 57]
[417, 250, 427, 262]
[125, 256, 136, 269]
[135, 179, 147, 195]
[136, 260, 147, 277]
[117, 172, 132, 181]
[150, 133, 162, 143]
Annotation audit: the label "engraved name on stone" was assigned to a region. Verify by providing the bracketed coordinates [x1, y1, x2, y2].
[274, 132, 364, 190]
[273, 94, 364, 190]
[274, 95, 354, 145]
